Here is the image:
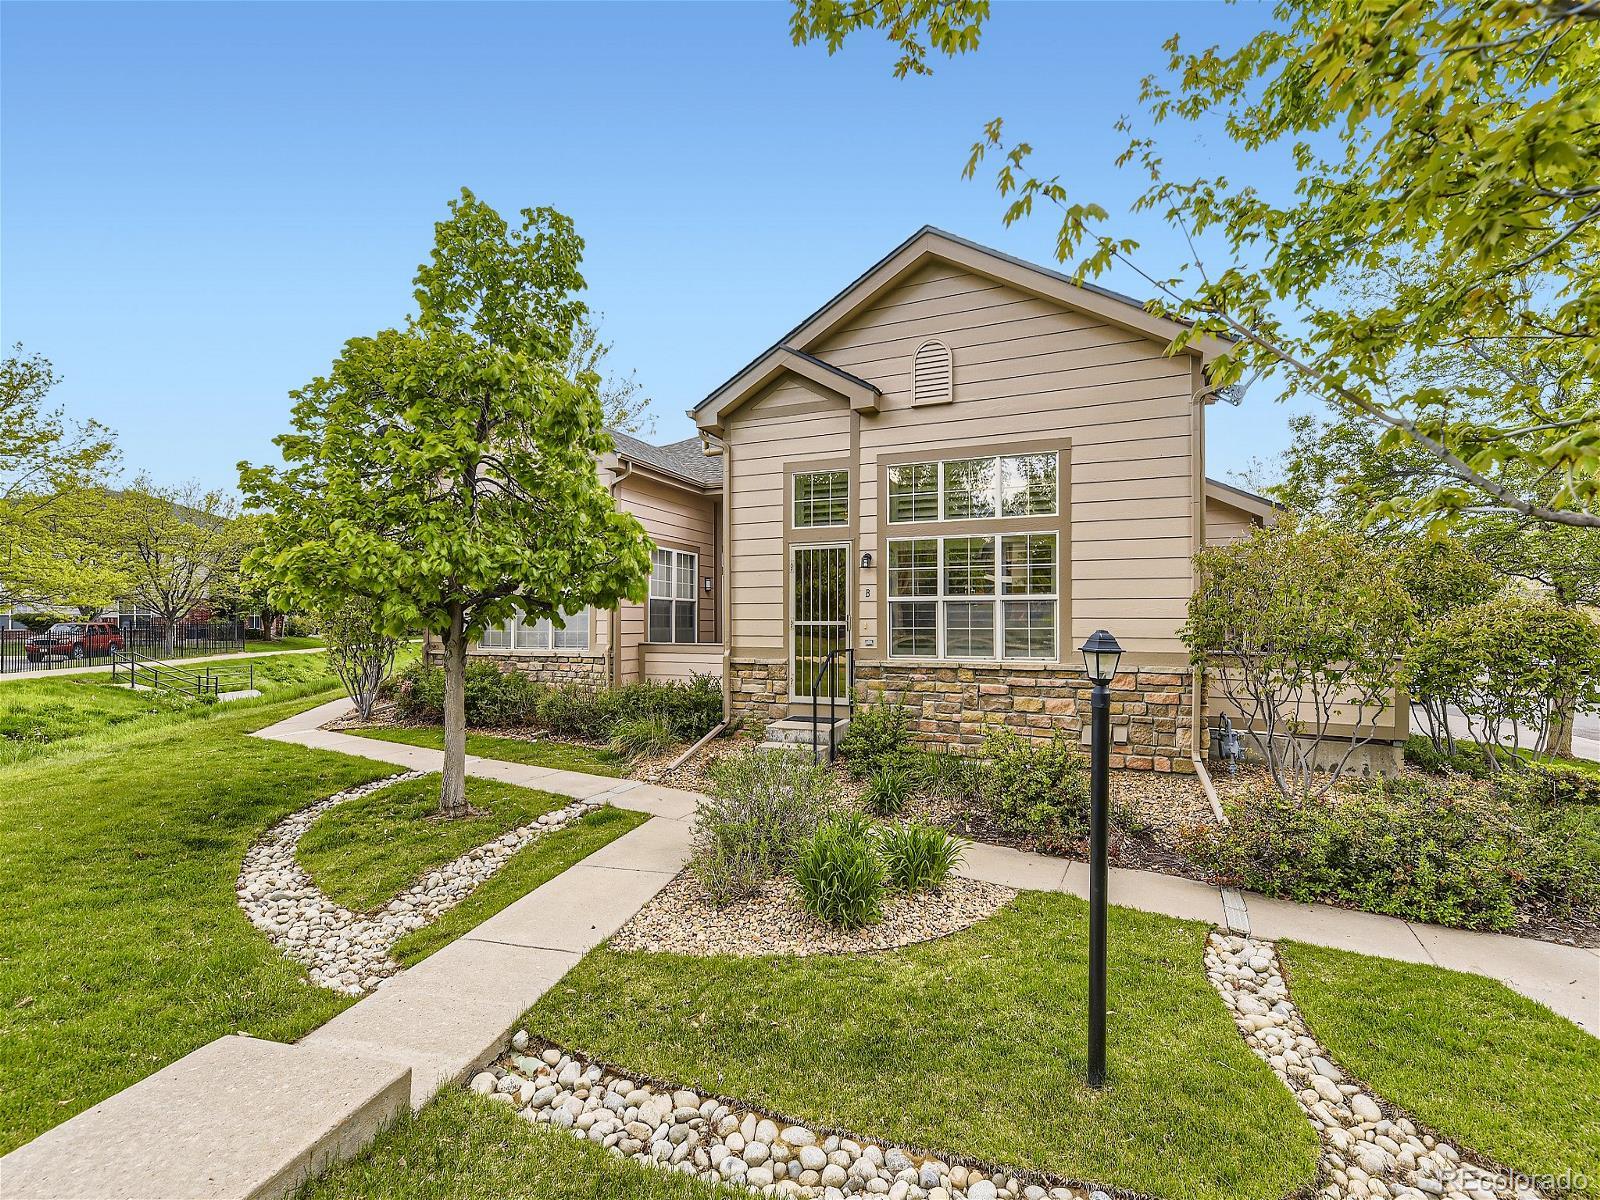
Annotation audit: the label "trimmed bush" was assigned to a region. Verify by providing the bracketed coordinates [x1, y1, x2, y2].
[877, 822, 963, 892]
[837, 699, 913, 779]
[795, 814, 885, 928]
[391, 662, 721, 746]
[1181, 775, 1600, 931]
[981, 727, 1090, 844]
[690, 748, 838, 904]
[863, 764, 913, 818]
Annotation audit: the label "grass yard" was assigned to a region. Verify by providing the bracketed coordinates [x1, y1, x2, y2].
[298, 1089, 729, 1199]
[0, 648, 352, 766]
[298, 772, 627, 914]
[0, 689, 639, 1154]
[1279, 941, 1600, 1197]
[526, 891, 1318, 1200]
[349, 724, 627, 777]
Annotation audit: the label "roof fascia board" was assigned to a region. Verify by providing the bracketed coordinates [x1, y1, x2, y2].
[1204, 477, 1282, 523]
[695, 347, 879, 434]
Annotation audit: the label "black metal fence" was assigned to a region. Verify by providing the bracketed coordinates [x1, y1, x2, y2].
[0, 619, 245, 675]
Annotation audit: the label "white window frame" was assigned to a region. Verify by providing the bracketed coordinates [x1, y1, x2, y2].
[886, 451, 1059, 525]
[478, 610, 589, 653]
[885, 532, 1058, 662]
[792, 469, 850, 529]
[648, 548, 699, 644]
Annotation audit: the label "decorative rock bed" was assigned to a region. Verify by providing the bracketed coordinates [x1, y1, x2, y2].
[471, 1035, 1121, 1200]
[609, 871, 1015, 958]
[1205, 934, 1549, 1200]
[236, 772, 605, 995]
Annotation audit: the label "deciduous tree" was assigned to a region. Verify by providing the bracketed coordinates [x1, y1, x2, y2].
[241, 190, 652, 816]
[108, 478, 251, 632]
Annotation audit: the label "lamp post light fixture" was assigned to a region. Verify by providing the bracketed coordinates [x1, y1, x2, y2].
[1078, 627, 1123, 1088]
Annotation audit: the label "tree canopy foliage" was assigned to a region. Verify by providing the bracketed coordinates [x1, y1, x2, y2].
[240, 189, 652, 814]
[791, 0, 1600, 528]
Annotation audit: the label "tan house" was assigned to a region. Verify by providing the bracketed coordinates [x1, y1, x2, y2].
[468, 227, 1304, 771]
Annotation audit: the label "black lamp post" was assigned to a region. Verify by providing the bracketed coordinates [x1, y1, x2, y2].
[1079, 627, 1123, 1088]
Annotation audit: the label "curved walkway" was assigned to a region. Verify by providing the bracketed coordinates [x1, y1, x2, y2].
[262, 698, 1598, 1034]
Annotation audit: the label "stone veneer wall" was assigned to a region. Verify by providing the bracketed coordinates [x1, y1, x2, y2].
[424, 645, 610, 691]
[726, 658, 1196, 773]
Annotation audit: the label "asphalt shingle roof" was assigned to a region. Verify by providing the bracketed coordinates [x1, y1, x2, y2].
[608, 431, 723, 488]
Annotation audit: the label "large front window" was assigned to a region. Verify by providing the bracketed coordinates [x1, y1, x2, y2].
[649, 548, 698, 643]
[887, 532, 1057, 660]
[888, 452, 1058, 523]
[479, 609, 589, 652]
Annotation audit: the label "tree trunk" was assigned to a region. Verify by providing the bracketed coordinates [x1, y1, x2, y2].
[1542, 692, 1576, 758]
[440, 604, 469, 818]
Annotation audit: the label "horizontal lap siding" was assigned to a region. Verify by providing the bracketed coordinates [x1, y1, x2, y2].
[1204, 496, 1259, 546]
[728, 380, 851, 654]
[812, 261, 1196, 660]
[615, 474, 719, 683]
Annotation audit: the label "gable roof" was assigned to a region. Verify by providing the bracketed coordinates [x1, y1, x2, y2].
[692, 225, 1232, 433]
[608, 431, 723, 490]
[1204, 477, 1282, 524]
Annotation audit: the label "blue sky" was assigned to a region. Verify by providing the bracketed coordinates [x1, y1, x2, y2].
[2, 0, 1308, 494]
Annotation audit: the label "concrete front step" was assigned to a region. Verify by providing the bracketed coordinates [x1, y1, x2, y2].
[0, 1035, 411, 1200]
[763, 715, 850, 749]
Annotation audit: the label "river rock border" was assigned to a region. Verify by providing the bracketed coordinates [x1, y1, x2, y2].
[471, 1036, 1125, 1200]
[1205, 933, 1550, 1200]
[236, 772, 605, 995]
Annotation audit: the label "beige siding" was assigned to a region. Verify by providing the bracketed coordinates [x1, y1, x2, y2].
[726, 378, 851, 657]
[639, 641, 723, 683]
[723, 259, 1203, 673]
[614, 472, 720, 684]
[1205, 495, 1261, 547]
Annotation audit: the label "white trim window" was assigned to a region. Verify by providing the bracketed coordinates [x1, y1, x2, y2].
[887, 532, 1057, 661]
[888, 452, 1058, 523]
[479, 609, 589, 652]
[793, 469, 849, 528]
[648, 548, 698, 644]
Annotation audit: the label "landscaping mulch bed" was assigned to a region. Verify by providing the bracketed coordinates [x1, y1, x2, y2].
[609, 869, 1016, 958]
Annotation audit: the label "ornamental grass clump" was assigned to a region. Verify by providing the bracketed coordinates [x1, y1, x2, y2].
[795, 813, 885, 929]
[864, 763, 913, 818]
[690, 748, 838, 905]
[877, 822, 963, 893]
[609, 711, 675, 759]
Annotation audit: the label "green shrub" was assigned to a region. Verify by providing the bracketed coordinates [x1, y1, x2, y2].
[392, 660, 545, 726]
[981, 727, 1090, 843]
[1402, 735, 1488, 778]
[1181, 774, 1600, 931]
[837, 699, 913, 778]
[795, 815, 885, 928]
[864, 764, 913, 818]
[690, 748, 838, 904]
[610, 712, 675, 758]
[1526, 760, 1600, 806]
[877, 822, 963, 892]
[534, 685, 610, 739]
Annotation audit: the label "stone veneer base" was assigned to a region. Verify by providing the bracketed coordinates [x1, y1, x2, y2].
[728, 658, 1195, 773]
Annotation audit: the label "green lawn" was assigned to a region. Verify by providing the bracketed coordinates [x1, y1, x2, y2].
[0, 689, 638, 1154]
[298, 1089, 730, 1199]
[0, 649, 347, 765]
[299, 773, 577, 913]
[349, 724, 627, 777]
[1280, 941, 1600, 1197]
[526, 892, 1318, 1200]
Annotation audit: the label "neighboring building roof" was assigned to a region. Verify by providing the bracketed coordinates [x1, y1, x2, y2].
[608, 431, 723, 489]
[693, 225, 1233, 432]
[1204, 477, 1283, 523]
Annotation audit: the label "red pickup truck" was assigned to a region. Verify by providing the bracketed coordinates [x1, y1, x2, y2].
[25, 621, 125, 662]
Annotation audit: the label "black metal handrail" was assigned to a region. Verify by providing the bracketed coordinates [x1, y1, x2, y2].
[111, 648, 222, 697]
[809, 645, 855, 765]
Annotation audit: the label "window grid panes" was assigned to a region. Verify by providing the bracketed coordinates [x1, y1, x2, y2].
[793, 470, 849, 528]
[886, 533, 1056, 661]
[480, 610, 589, 653]
[648, 548, 699, 644]
[886, 452, 1059, 524]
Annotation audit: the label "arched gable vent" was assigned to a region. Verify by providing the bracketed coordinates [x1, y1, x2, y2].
[912, 339, 953, 407]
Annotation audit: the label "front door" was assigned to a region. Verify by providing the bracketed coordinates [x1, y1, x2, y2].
[791, 542, 850, 701]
